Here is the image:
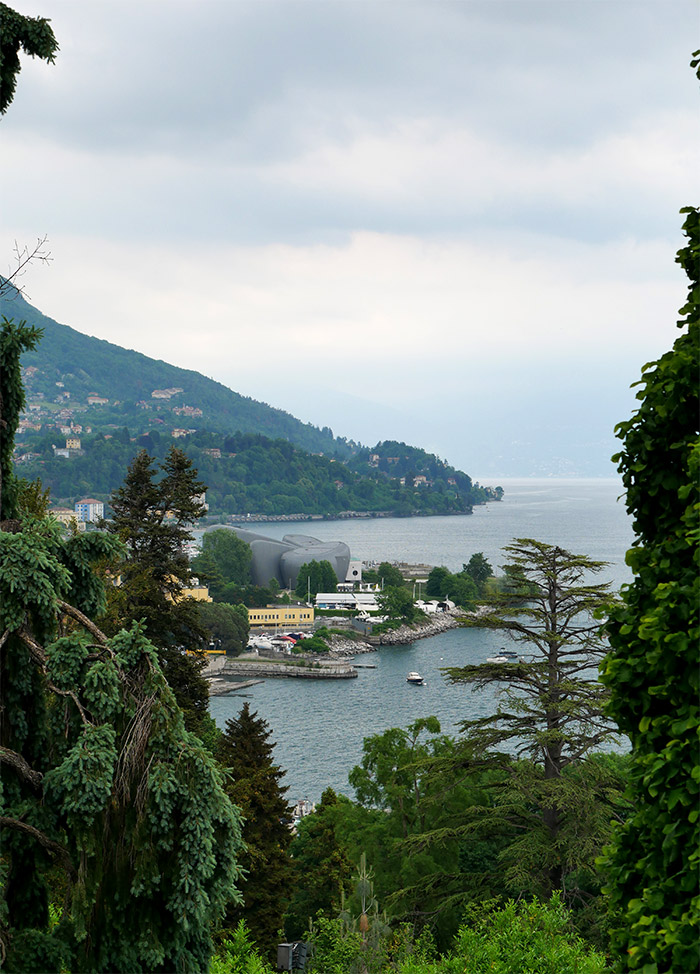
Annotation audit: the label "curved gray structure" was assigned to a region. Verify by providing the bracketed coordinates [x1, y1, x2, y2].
[225, 527, 350, 589]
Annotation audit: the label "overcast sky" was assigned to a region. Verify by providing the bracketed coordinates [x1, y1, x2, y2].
[2, 0, 698, 477]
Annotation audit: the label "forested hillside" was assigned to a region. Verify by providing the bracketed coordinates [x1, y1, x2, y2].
[0, 287, 351, 455]
[14, 428, 491, 516]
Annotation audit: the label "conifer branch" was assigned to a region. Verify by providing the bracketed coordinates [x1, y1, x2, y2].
[0, 746, 43, 789]
[0, 817, 76, 879]
[58, 600, 110, 646]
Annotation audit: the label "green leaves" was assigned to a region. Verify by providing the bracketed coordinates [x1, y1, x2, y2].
[600, 207, 700, 972]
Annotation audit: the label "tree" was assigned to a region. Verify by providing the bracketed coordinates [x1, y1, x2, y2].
[444, 540, 618, 896]
[294, 559, 337, 600]
[395, 895, 607, 974]
[285, 788, 354, 940]
[217, 703, 293, 957]
[0, 3, 58, 116]
[425, 565, 477, 607]
[345, 718, 478, 948]
[103, 447, 211, 733]
[426, 566, 452, 599]
[198, 601, 250, 655]
[376, 561, 405, 589]
[193, 529, 252, 597]
[0, 318, 42, 521]
[377, 585, 420, 624]
[599, 204, 700, 972]
[0, 321, 244, 972]
[462, 553, 493, 595]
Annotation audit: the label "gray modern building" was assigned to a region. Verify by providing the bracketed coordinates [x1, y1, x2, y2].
[226, 528, 351, 589]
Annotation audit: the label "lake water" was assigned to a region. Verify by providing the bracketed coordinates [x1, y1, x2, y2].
[209, 478, 635, 803]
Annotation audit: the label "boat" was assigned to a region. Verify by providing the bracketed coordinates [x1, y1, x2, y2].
[406, 671, 425, 685]
[248, 635, 274, 651]
[486, 650, 520, 663]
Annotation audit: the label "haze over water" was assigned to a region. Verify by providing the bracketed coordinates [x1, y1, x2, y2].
[209, 479, 634, 802]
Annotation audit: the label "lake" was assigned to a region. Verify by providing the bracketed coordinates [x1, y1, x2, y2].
[209, 478, 635, 802]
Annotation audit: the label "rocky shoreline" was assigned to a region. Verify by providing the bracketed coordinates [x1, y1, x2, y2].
[326, 609, 466, 657]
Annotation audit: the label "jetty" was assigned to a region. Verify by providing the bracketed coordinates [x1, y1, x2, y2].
[204, 653, 357, 687]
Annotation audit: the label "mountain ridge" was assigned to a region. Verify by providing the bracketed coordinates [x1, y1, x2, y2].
[0, 286, 348, 456]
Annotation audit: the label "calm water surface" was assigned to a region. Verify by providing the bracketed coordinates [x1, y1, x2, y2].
[209, 479, 634, 802]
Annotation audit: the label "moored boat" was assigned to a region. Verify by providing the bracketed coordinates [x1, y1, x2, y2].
[406, 671, 425, 685]
[486, 650, 520, 663]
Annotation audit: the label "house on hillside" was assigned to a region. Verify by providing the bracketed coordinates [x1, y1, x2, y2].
[51, 507, 86, 532]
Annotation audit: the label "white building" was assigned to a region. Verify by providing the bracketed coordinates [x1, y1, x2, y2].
[315, 592, 380, 612]
[74, 498, 104, 522]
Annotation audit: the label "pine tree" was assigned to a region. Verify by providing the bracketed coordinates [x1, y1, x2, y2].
[0, 4, 57, 117]
[217, 703, 294, 956]
[104, 447, 211, 733]
[444, 539, 619, 899]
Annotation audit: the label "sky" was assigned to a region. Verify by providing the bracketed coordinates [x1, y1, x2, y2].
[2, 0, 698, 478]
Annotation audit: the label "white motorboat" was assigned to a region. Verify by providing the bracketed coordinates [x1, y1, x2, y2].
[486, 651, 520, 663]
[406, 671, 425, 685]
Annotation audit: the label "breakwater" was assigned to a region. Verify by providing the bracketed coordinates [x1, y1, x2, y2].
[217, 657, 358, 680]
[325, 610, 464, 656]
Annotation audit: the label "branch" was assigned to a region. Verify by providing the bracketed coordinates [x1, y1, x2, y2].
[58, 601, 110, 646]
[0, 236, 52, 300]
[0, 816, 76, 880]
[0, 746, 43, 790]
[19, 629, 93, 726]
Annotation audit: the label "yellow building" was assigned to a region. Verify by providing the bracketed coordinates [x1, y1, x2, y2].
[177, 583, 212, 602]
[247, 605, 314, 630]
[51, 508, 86, 532]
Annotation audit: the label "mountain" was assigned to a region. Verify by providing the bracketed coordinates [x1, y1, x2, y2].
[3, 287, 499, 516]
[0, 287, 349, 456]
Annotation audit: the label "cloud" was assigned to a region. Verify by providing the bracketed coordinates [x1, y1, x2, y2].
[2, 0, 697, 476]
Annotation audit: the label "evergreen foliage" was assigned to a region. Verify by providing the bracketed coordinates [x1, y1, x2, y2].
[210, 920, 276, 974]
[443, 540, 619, 904]
[462, 552, 494, 595]
[0, 318, 43, 520]
[0, 2, 58, 115]
[600, 204, 700, 971]
[285, 788, 354, 940]
[1, 318, 244, 971]
[376, 586, 423, 626]
[103, 447, 211, 732]
[216, 703, 294, 957]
